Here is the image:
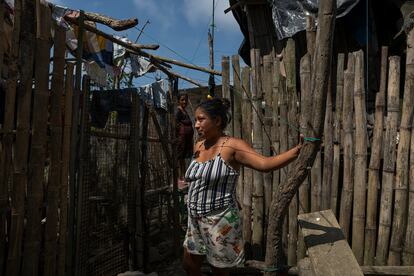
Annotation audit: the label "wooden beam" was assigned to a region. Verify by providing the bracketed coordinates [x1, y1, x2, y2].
[153, 62, 204, 87]
[298, 210, 363, 276]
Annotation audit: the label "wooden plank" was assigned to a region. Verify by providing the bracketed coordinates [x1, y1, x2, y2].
[298, 210, 364, 276]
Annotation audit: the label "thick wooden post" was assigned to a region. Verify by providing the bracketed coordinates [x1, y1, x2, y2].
[251, 49, 264, 259]
[22, 1, 51, 275]
[298, 53, 311, 260]
[271, 54, 280, 204]
[241, 67, 253, 258]
[0, 0, 4, 78]
[339, 53, 355, 240]
[4, 1, 30, 274]
[352, 50, 368, 264]
[58, 62, 74, 276]
[388, 28, 414, 265]
[285, 38, 298, 266]
[44, 24, 66, 276]
[331, 53, 345, 216]
[222, 56, 231, 120]
[364, 47, 387, 265]
[376, 56, 400, 265]
[263, 54, 273, 229]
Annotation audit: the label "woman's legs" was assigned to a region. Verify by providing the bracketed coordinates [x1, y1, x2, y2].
[182, 248, 204, 276]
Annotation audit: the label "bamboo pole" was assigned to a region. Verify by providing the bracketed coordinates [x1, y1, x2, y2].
[22, 1, 51, 274]
[352, 50, 368, 264]
[321, 65, 334, 211]
[331, 53, 345, 216]
[4, 1, 31, 274]
[339, 53, 355, 240]
[271, 52, 280, 207]
[58, 62, 74, 276]
[404, 101, 414, 265]
[263, 54, 273, 231]
[364, 47, 388, 265]
[44, 24, 65, 276]
[263, 0, 337, 273]
[232, 55, 244, 206]
[222, 57, 231, 131]
[251, 49, 264, 259]
[375, 56, 401, 265]
[67, 11, 84, 275]
[298, 53, 311, 260]
[285, 38, 298, 266]
[388, 29, 414, 265]
[241, 66, 253, 258]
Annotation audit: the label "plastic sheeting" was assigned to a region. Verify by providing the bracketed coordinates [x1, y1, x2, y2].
[271, 0, 360, 39]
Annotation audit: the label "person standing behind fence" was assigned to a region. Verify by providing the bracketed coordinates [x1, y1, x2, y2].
[182, 97, 303, 276]
[176, 93, 194, 181]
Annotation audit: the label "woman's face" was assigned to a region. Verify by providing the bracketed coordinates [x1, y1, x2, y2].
[179, 96, 188, 109]
[194, 107, 221, 139]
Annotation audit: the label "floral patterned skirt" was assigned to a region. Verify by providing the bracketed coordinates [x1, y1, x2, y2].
[183, 206, 244, 268]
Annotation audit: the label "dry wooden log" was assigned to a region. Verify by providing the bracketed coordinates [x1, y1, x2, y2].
[311, 152, 322, 212]
[298, 53, 311, 260]
[151, 61, 204, 87]
[83, 11, 138, 31]
[352, 50, 369, 264]
[364, 46, 388, 265]
[241, 66, 253, 258]
[263, 54, 273, 231]
[57, 62, 74, 276]
[339, 53, 355, 240]
[22, 1, 51, 274]
[285, 38, 298, 266]
[4, 1, 30, 274]
[222, 56, 231, 114]
[263, 0, 336, 274]
[44, 24, 65, 276]
[272, 52, 280, 206]
[388, 27, 414, 265]
[331, 53, 345, 215]
[251, 49, 264, 259]
[376, 56, 401, 265]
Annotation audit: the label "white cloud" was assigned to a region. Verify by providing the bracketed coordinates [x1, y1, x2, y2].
[133, 0, 177, 31]
[182, 0, 238, 33]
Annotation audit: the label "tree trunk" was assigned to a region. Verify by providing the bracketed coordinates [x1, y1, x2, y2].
[331, 53, 345, 216]
[251, 49, 264, 259]
[352, 50, 369, 264]
[339, 53, 355, 240]
[364, 46, 388, 265]
[263, 0, 336, 274]
[375, 56, 400, 265]
[298, 53, 311, 260]
[21, 1, 51, 275]
[388, 28, 414, 265]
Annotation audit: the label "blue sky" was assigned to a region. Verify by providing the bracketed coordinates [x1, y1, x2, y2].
[49, 0, 245, 89]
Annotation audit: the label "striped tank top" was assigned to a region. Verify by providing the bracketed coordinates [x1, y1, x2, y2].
[185, 137, 239, 217]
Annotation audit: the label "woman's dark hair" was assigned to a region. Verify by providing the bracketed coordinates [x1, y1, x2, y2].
[177, 92, 188, 102]
[196, 98, 231, 130]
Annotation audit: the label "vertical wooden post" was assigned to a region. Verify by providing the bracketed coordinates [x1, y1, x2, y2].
[285, 38, 298, 266]
[4, 1, 30, 274]
[58, 62, 74, 276]
[271, 53, 280, 204]
[331, 53, 345, 216]
[44, 24, 66, 276]
[339, 53, 355, 240]
[222, 57, 231, 132]
[352, 50, 368, 264]
[388, 28, 414, 265]
[232, 55, 244, 206]
[251, 49, 264, 259]
[21, 1, 51, 275]
[0, 0, 5, 78]
[375, 56, 400, 265]
[241, 67, 253, 258]
[298, 53, 311, 260]
[67, 10, 84, 276]
[364, 47, 387, 265]
[263, 54, 273, 230]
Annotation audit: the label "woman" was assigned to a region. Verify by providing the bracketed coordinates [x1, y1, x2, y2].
[176, 93, 194, 180]
[182, 98, 303, 276]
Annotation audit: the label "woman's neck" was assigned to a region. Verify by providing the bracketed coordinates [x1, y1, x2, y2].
[204, 133, 224, 149]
